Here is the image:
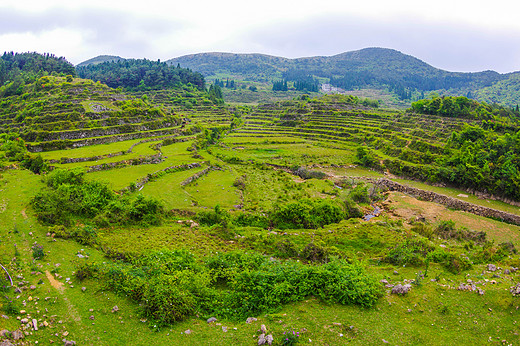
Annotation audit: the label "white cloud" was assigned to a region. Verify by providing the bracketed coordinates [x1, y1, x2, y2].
[0, 0, 519, 71]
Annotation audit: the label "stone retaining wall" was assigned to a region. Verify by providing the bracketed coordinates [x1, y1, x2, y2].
[377, 178, 520, 225]
[181, 166, 220, 186]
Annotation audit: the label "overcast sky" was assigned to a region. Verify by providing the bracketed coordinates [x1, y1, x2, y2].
[1, 0, 520, 73]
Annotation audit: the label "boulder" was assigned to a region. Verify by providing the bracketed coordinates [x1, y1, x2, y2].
[487, 264, 497, 272]
[510, 283, 520, 296]
[391, 284, 411, 295]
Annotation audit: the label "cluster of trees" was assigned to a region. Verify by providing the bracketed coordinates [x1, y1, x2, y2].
[272, 79, 288, 91]
[213, 78, 237, 89]
[76, 59, 205, 91]
[207, 84, 224, 104]
[0, 52, 76, 97]
[411, 96, 520, 120]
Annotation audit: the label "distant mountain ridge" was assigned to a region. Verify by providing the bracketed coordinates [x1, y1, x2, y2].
[165, 48, 519, 105]
[80, 48, 520, 106]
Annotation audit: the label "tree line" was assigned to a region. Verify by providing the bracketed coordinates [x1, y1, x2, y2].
[76, 59, 206, 91]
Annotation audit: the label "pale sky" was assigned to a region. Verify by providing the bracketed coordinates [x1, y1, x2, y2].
[1, 0, 520, 72]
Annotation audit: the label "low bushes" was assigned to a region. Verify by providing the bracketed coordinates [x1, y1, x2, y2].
[76, 250, 382, 326]
[32, 168, 163, 226]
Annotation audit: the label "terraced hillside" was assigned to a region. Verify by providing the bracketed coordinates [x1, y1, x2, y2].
[2, 80, 520, 346]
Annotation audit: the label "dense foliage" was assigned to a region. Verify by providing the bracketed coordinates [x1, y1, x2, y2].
[32, 168, 163, 226]
[410, 96, 519, 119]
[76, 250, 382, 326]
[0, 52, 76, 97]
[76, 59, 205, 91]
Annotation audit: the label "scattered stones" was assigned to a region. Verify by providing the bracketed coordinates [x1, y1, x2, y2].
[477, 288, 485, 296]
[260, 324, 267, 333]
[111, 306, 119, 313]
[184, 329, 192, 335]
[487, 264, 497, 272]
[207, 317, 217, 323]
[332, 322, 342, 326]
[30, 285, 36, 290]
[510, 283, 520, 296]
[32, 319, 38, 331]
[81, 287, 86, 292]
[246, 317, 257, 323]
[0, 330, 9, 337]
[89, 316, 95, 320]
[380, 279, 388, 284]
[266, 334, 273, 345]
[391, 284, 411, 295]
[0, 340, 14, 346]
[63, 339, 76, 346]
[20, 318, 29, 324]
[222, 326, 228, 332]
[393, 271, 399, 275]
[504, 269, 511, 275]
[258, 334, 266, 345]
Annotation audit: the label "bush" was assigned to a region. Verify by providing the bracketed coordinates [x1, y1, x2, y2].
[31, 243, 45, 260]
[196, 205, 232, 229]
[385, 239, 434, 266]
[271, 199, 345, 229]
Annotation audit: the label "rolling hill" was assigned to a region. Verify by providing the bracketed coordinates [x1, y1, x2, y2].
[163, 48, 520, 106]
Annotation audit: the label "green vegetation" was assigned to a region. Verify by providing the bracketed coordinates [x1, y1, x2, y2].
[76, 58, 205, 91]
[1, 51, 520, 346]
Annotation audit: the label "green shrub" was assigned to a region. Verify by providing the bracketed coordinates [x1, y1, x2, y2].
[196, 205, 232, 228]
[31, 243, 45, 260]
[385, 239, 434, 266]
[271, 199, 344, 229]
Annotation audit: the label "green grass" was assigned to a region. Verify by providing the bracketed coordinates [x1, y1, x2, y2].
[184, 168, 241, 209]
[140, 167, 207, 210]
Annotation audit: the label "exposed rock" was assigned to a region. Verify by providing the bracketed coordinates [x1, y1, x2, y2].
[266, 334, 274, 345]
[258, 334, 266, 345]
[260, 324, 267, 333]
[89, 316, 95, 320]
[510, 283, 520, 296]
[63, 339, 76, 346]
[81, 287, 86, 292]
[0, 340, 14, 346]
[20, 318, 29, 324]
[391, 284, 411, 295]
[30, 285, 36, 290]
[222, 326, 228, 332]
[11, 329, 23, 340]
[380, 279, 388, 284]
[111, 306, 119, 313]
[184, 329, 191, 335]
[246, 317, 257, 323]
[477, 288, 485, 296]
[504, 269, 511, 275]
[32, 319, 38, 331]
[487, 264, 497, 272]
[207, 317, 217, 323]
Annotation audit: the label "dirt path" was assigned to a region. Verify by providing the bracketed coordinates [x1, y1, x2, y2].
[45, 270, 81, 323]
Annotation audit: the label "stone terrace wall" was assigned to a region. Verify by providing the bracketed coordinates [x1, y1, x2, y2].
[377, 178, 520, 226]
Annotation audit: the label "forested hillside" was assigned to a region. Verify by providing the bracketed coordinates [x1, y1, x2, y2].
[166, 48, 520, 106]
[0, 52, 76, 97]
[76, 59, 206, 91]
